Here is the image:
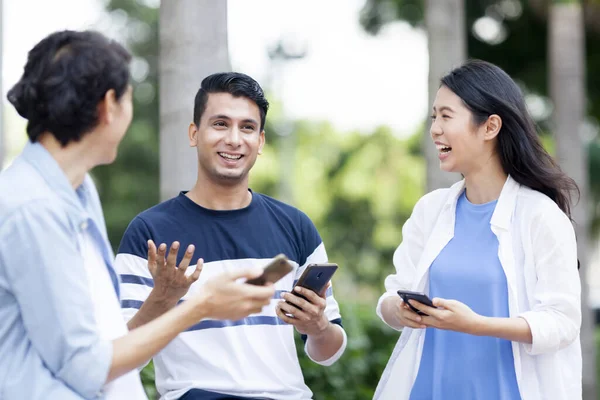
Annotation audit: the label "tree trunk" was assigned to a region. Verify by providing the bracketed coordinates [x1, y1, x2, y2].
[424, 0, 465, 191]
[159, 0, 230, 201]
[549, 2, 596, 398]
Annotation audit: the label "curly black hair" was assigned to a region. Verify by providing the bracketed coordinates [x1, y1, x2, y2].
[8, 30, 131, 146]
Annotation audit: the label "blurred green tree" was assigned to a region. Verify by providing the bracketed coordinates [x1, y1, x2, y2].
[360, 0, 600, 233]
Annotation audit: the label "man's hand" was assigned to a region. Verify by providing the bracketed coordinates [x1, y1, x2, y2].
[190, 268, 276, 321]
[275, 285, 329, 337]
[147, 240, 201, 303]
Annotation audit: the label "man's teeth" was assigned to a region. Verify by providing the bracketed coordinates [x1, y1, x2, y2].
[219, 153, 242, 160]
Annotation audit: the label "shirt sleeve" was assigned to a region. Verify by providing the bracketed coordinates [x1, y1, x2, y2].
[114, 216, 155, 323]
[295, 211, 346, 365]
[375, 194, 427, 330]
[0, 201, 112, 399]
[519, 203, 581, 355]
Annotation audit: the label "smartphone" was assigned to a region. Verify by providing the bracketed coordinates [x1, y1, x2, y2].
[288, 263, 338, 309]
[397, 290, 435, 316]
[246, 254, 293, 285]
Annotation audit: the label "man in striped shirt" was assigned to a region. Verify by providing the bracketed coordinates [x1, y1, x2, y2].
[115, 72, 346, 400]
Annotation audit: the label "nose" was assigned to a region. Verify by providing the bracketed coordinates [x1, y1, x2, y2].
[430, 118, 442, 139]
[224, 126, 241, 147]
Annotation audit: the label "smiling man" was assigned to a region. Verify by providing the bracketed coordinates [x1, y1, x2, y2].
[114, 72, 346, 400]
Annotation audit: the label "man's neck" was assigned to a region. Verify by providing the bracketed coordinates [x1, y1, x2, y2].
[186, 174, 252, 211]
[38, 132, 95, 189]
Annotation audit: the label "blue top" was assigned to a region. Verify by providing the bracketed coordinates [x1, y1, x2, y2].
[0, 143, 116, 399]
[410, 191, 521, 400]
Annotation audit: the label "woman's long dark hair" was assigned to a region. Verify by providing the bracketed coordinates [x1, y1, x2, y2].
[441, 60, 579, 218]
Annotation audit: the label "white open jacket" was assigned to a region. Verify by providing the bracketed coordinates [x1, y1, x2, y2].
[374, 176, 582, 400]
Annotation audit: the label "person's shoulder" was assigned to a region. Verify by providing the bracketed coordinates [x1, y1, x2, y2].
[254, 192, 309, 220]
[134, 195, 182, 224]
[0, 160, 59, 225]
[516, 185, 571, 226]
[120, 196, 183, 242]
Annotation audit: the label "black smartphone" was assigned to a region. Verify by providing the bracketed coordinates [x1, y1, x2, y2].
[397, 290, 435, 316]
[246, 254, 293, 285]
[288, 263, 338, 310]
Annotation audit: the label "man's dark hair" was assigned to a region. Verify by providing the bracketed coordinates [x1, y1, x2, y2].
[193, 72, 269, 131]
[7, 30, 131, 146]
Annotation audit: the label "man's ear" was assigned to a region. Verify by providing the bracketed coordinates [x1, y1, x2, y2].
[97, 89, 118, 125]
[258, 130, 265, 155]
[189, 122, 199, 147]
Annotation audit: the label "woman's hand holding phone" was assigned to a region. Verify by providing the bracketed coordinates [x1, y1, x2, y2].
[388, 296, 428, 329]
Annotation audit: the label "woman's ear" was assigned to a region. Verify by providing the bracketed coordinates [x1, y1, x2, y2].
[484, 114, 502, 141]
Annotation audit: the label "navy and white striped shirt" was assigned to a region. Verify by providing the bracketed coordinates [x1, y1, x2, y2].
[115, 191, 346, 400]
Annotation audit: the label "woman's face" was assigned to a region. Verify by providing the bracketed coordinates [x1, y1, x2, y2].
[430, 85, 498, 176]
[97, 85, 133, 164]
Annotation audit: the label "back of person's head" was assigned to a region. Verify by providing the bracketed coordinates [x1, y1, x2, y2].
[8, 30, 131, 146]
[193, 72, 269, 131]
[441, 59, 578, 217]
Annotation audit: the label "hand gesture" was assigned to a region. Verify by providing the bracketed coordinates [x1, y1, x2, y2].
[147, 240, 201, 303]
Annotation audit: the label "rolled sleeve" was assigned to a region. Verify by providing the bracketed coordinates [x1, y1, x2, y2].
[376, 292, 400, 329]
[376, 195, 427, 328]
[0, 202, 111, 398]
[304, 324, 347, 366]
[519, 205, 581, 355]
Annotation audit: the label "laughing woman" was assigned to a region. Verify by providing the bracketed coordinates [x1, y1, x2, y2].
[375, 60, 581, 400]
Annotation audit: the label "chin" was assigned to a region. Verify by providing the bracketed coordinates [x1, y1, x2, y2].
[104, 149, 120, 165]
[213, 170, 246, 183]
[439, 162, 456, 173]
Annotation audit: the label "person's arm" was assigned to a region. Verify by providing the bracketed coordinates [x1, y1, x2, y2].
[276, 213, 347, 365]
[108, 267, 275, 381]
[409, 297, 533, 344]
[1, 203, 114, 399]
[517, 205, 581, 354]
[476, 316, 533, 343]
[123, 240, 201, 331]
[2, 202, 276, 397]
[115, 217, 204, 331]
[276, 284, 346, 364]
[377, 195, 428, 330]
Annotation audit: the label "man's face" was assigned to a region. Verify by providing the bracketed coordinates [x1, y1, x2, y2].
[189, 92, 265, 185]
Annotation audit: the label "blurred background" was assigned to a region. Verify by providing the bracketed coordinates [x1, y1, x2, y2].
[2, 0, 600, 398]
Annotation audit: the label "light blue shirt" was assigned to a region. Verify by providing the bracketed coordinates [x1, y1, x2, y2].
[0, 143, 117, 399]
[410, 191, 521, 400]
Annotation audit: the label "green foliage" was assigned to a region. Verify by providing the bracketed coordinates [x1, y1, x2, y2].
[296, 304, 398, 399]
[360, 0, 600, 235]
[250, 123, 424, 296]
[140, 361, 158, 400]
[93, 0, 160, 251]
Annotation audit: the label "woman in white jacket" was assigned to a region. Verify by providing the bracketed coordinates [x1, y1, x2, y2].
[375, 60, 581, 400]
